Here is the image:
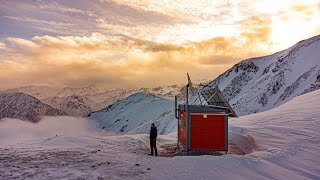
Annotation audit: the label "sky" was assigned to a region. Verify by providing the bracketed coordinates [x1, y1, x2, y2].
[0, 0, 319, 89]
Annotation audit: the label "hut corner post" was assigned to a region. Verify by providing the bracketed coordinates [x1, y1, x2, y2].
[186, 84, 191, 155]
[175, 96, 180, 149]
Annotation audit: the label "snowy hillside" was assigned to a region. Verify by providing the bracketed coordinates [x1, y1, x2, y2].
[228, 89, 320, 178]
[203, 35, 320, 116]
[86, 92, 174, 134]
[128, 109, 176, 135]
[0, 92, 67, 122]
[0, 89, 319, 179]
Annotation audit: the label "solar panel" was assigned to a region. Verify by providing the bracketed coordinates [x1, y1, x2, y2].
[200, 87, 238, 117]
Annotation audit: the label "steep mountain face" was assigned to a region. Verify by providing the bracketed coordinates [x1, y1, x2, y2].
[42, 95, 96, 116]
[0, 92, 67, 122]
[55, 84, 103, 98]
[138, 85, 184, 100]
[203, 35, 320, 116]
[86, 92, 174, 134]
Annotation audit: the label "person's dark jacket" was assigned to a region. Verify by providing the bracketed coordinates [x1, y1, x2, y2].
[150, 126, 157, 139]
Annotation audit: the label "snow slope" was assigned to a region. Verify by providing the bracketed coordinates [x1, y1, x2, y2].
[228, 89, 320, 179]
[202, 35, 320, 116]
[86, 92, 175, 134]
[0, 92, 67, 122]
[0, 89, 319, 179]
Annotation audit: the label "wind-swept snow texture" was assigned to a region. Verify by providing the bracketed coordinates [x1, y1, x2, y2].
[86, 92, 175, 134]
[0, 90, 319, 179]
[204, 35, 320, 116]
[228, 89, 320, 179]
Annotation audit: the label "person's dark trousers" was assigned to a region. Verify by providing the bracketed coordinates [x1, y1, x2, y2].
[150, 138, 157, 156]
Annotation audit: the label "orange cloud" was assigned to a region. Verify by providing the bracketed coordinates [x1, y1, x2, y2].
[291, 5, 316, 15]
[0, 20, 274, 90]
[0, 13, 311, 90]
[0, 42, 6, 49]
[7, 38, 38, 49]
[239, 16, 271, 44]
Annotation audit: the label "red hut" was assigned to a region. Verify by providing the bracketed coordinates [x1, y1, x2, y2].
[175, 86, 237, 154]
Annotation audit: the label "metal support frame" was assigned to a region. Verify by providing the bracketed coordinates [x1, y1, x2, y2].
[224, 115, 228, 154]
[198, 92, 204, 105]
[175, 96, 180, 149]
[203, 91, 218, 104]
[186, 84, 191, 154]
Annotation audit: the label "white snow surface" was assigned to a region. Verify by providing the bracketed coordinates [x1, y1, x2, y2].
[87, 92, 175, 134]
[0, 89, 319, 179]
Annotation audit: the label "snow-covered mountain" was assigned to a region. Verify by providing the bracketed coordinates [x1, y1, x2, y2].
[4, 86, 58, 100]
[42, 95, 96, 117]
[1, 89, 319, 179]
[138, 85, 184, 100]
[86, 92, 174, 134]
[55, 84, 103, 98]
[0, 92, 67, 122]
[4, 84, 184, 116]
[202, 34, 320, 116]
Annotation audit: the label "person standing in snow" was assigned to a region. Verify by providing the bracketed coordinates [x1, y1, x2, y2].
[149, 123, 158, 156]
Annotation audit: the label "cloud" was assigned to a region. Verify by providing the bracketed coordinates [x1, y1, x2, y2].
[291, 5, 314, 15]
[0, 42, 6, 49]
[239, 16, 271, 44]
[0, 21, 272, 90]
[0, 117, 102, 146]
[1, 0, 319, 90]
[7, 38, 38, 49]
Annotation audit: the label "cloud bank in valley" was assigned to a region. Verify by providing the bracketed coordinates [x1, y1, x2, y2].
[0, 117, 102, 146]
[0, 0, 319, 89]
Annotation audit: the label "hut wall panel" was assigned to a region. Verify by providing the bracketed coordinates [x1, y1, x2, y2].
[190, 114, 225, 150]
[178, 111, 187, 146]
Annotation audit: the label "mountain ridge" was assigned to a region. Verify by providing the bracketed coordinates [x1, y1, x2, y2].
[0, 92, 67, 122]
